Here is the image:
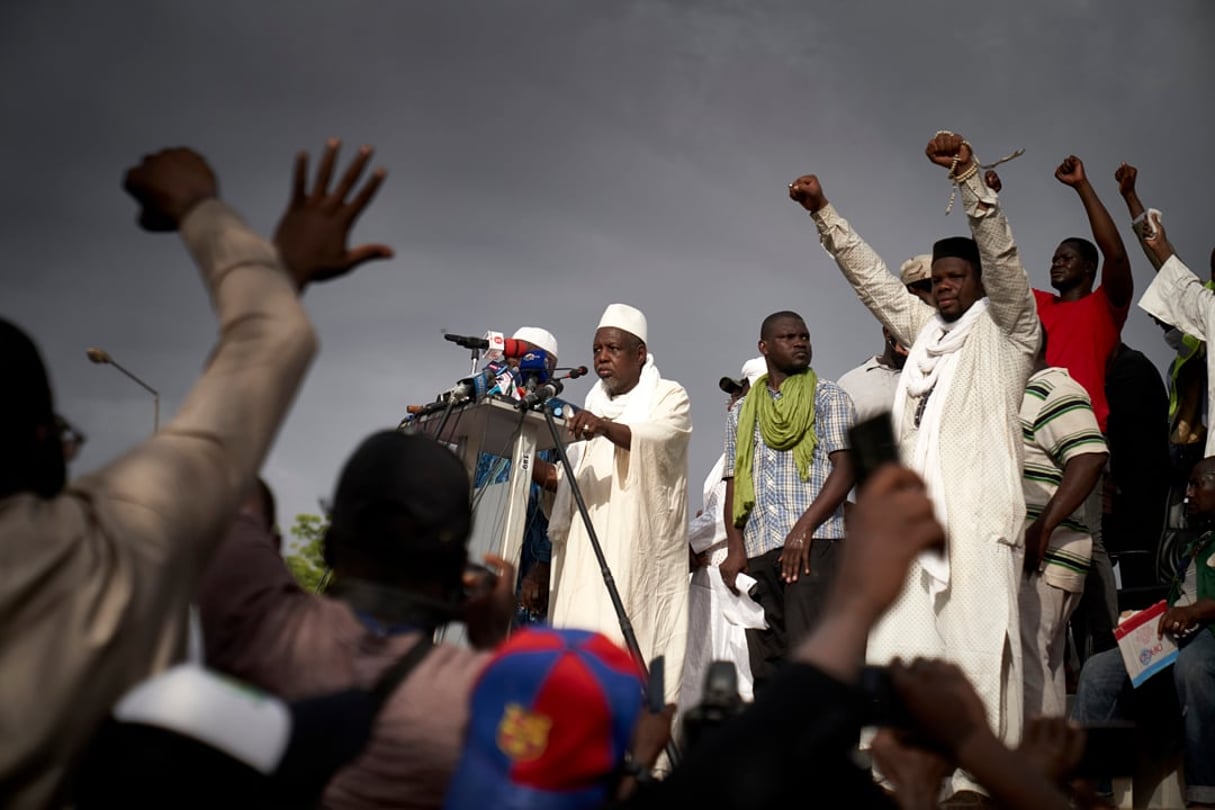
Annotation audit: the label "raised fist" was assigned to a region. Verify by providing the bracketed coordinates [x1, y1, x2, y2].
[1115, 162, 1138, 197]
[925, 132, 973, 172]
[123, 148, 218, 232]
[984, 170, 1002, 193]
[1054, 155, 1087, 187]
[788, 174, 827, 212]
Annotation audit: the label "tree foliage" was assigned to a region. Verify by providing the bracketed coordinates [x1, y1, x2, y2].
[284, 513, 332, 593]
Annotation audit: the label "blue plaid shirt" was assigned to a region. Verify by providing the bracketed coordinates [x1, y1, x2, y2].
[723, 377, 854, 557]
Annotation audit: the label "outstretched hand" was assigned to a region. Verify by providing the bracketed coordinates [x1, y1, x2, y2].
[1114, 162, 1138, 197]
[889, 658, 991, 756]
[871, 729, 955, 810]
[925, 132, 973, 174]
[464, 553, 516, 649]
[123, 148, 218, 232]
[788, 174, 828, 212]
[274, 139, 393, 290]
[1054, 155, 1088, 187]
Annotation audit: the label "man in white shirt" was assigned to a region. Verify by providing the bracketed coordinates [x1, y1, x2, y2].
[837, 328, 907, 421]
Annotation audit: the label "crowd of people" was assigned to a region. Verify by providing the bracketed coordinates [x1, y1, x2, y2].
[1, 130, 1212, 810]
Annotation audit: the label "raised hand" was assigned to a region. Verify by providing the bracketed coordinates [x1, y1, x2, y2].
[1114, 162, 1138, 197]
[1054, 155, 1087, 187]
[925, 132, 973, 173]
[464, 553, 516, 648]
[871, 729, 956, 810]
[889, 657, 991, 755]
[123, 148, 218, 232]
[788, 174, 828, 212]
[984, 170, 1002, 193]
[1142, 211, 1175, 265]
[274, 139, 393, 290]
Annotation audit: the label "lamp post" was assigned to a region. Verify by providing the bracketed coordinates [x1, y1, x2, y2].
[86, 347, 160, 433]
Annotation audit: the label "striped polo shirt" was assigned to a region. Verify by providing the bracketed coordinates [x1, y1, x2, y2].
[1021, 366, 1109, 592]
[1020, 366, 1108, 590]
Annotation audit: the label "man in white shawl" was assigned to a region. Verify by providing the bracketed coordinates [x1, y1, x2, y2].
[788, 132, 1040, 798]
[535, 303, 692, 703]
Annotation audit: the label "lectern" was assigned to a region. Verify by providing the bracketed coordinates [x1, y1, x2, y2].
[408, 397, 565, 567]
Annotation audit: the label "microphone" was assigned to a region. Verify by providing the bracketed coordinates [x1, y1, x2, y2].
[517, 349, 553, 386]
[443, 331, 537, 360]
[443, 332, 489, 350]
[444, 368, 497, 403]
[517, 378, 564, 411]
[566, 366, 589, 379]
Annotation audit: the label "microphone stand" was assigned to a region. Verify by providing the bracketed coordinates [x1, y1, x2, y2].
[539, 405, 681, 768]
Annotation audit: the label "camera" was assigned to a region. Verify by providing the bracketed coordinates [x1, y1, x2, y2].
[681, 661, 747, 754]
[857, 665, 913, 729]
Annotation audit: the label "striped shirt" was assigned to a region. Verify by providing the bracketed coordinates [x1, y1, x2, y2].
[724, 376, 854, 557]
[1020, 367, 1108, 592]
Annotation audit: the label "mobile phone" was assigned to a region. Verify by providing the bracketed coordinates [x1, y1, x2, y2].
[647, 656, 665, 713]
[849, 412, 899, 490]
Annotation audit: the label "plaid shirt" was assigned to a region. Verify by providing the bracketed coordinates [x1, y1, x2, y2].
[724, 377, 854, 557]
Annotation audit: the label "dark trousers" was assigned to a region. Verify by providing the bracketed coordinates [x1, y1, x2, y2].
[744, 540, 842, 693]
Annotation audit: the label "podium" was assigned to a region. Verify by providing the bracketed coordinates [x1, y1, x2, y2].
[409, 397, 564, 568]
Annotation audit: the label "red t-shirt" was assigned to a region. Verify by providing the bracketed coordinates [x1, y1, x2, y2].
[1034, 286, 1129, 432]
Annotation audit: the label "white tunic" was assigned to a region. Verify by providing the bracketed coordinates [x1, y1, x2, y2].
[1139, 254, 1215, 458]
[548, 371, 692, 703]
[811, 171, 1039, 755]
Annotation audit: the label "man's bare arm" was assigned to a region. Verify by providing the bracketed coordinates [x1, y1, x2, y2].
[1056, 155, 1132, 308]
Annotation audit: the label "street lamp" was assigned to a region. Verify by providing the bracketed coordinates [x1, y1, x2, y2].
[86, 347, 160, 433]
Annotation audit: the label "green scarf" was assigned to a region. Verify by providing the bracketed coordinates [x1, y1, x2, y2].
[732, 369, 818, 528]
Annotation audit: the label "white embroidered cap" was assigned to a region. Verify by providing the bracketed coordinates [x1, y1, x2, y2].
[511, 327, 559, 361]
[596, 303, 648, 345]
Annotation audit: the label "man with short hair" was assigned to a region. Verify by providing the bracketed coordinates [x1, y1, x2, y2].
[1034, 156, 1133, 432]
[1018, 333, 1108, 718]
[789, 132, 1039, 792]
[0, 139, 390, 807]
[536, 303, 692, 703]
[1028, 156, 1133, 662]
[198, 431, 514, 809]
[837, 327, 908, 421]
[719, 312, 855, 690]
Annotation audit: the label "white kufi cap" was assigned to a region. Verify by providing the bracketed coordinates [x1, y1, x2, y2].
[511, 327, 559, 360]
[741, 356, 767, 385]
[596, 303, 648, 345]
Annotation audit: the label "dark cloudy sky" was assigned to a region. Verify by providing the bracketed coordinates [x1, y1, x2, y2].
[3, 0, 1213, 535]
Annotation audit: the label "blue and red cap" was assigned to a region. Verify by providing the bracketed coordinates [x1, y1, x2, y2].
[443, 627, 645, 810]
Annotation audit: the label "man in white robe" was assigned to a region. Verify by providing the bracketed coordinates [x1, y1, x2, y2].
[681, 358, 767, 712]
[788, 133, 1040, 796]
[538, 303, 692, 703]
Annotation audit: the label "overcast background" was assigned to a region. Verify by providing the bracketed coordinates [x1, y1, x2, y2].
[3, 0, 1213, 543]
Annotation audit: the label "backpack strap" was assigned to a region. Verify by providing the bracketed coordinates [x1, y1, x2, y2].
[369, 634, 435, 709]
